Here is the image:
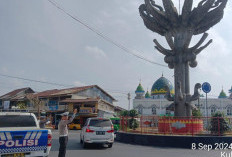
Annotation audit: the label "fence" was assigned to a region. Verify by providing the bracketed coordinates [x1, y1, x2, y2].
[119, 116, 232, 136]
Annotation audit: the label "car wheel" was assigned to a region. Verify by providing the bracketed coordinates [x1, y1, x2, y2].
[82, 138, 88, 148]
[108, 143, 113, 148]
[80, 137, 83, 144]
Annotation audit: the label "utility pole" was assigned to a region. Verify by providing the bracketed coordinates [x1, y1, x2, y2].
[128, 93, 131, 111]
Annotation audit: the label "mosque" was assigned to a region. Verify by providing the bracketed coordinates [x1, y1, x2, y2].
[133, 74, 232, 117]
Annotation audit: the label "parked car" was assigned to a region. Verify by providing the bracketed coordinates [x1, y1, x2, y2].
[68, 123, 81, 130]
[80, 118, 114, 148]
[0, 112, 52, 157]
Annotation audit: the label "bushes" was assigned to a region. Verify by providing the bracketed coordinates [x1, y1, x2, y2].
[120, 109, 139, 130]
[192, 108, 202, 117]
[210, 112, 230, 135]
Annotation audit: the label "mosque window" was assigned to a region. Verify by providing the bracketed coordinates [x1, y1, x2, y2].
[152, 107, 156, 115]
[211, 106, 216, 115]
[138, 106, 143, 115]
[227, 107, 232, 116]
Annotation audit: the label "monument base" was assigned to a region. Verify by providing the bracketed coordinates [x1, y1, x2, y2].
[158, 119, 203, 135]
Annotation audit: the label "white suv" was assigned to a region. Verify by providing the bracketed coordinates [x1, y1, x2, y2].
[80, 118, 114, 148]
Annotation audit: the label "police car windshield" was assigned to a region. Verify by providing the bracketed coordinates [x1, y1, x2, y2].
[89, 119, 111, 127]
[0, 115, 37, 127]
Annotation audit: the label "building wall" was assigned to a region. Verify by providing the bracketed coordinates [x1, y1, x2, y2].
[76, 87, 113, 104]
[133, 98, 232, 117]
[98, 101, 114, 113]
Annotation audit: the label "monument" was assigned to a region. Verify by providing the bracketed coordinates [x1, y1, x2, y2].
[139, 0, 228, 117]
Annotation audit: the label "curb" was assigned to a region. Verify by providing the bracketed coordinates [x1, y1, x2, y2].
[115, 132, 232, 149]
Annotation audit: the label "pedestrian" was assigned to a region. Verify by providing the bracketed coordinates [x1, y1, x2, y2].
[58, 109, 77, 157]
[39, 116, 49, 128]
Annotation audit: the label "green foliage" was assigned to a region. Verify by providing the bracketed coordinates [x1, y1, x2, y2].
[210, 112, 230, 135]
[120, 109, 139, 130]
[17, 102, 27, 109]
[120, 110, 129, 116]
[129, 109, 138, 117]
[192, 108, 202, 117]
[128, 119, 139, 130]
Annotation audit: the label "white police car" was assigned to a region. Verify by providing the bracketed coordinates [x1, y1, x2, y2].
[80, 118, 114, 148]
[0, 112, 52, 157]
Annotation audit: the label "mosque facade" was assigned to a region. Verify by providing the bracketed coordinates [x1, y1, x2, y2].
[133, 75, 232, 117]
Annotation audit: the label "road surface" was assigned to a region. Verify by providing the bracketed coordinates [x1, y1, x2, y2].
[49, 130, 230, 157]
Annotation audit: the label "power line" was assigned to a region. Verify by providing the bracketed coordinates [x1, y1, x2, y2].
[0, 73, 71, 87]
[0, 73, 223, 99]
[47, 0, 167, 68]
[0, 73, 130, 96]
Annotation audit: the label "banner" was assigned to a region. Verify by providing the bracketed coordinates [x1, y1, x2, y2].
[3, 101, 10, 109]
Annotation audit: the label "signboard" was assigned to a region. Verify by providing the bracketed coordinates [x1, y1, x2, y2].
[3, 101, 10, 109]
[48, 100, 58, 111]
[171, 122, 186, 129]
[79, 107, 92, 113]
[49, 105, 58, 111]
[202, 82, 211, 93]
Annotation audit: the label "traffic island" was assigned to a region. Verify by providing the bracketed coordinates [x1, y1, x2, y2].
[115, 132, 232, 149]
[158, 119, 203, 135]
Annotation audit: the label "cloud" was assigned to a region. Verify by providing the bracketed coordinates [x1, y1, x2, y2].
[1, 67, 8, 73]
[197, 29, 231, 77]
[73, 80, 87, 87]
[12, 79, 24, 87]
[85, 46, 107, 59]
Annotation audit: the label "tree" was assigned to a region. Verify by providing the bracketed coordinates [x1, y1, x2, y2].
[128, 109, 139, 130]
[129, 109, 138, 117]
[120, 110, 129, 117]
[192, 108, 202, 117]
[27, 94, 48, 120]
[210, 112, 230, 135]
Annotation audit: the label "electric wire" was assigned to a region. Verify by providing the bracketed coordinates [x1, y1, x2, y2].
[47, 0, 167, 68]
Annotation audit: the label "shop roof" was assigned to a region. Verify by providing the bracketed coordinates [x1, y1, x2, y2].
[33, 85, 116, 101]
[0, 87, 34, 100]
[60, 98, 99, 103]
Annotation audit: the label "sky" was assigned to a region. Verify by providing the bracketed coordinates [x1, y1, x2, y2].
[0, 0, 232, 109]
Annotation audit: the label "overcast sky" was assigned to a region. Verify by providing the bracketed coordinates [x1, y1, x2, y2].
[0, 0, 232, 109]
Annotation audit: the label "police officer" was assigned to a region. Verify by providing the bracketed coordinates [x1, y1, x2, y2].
[58, 109, 77, 157]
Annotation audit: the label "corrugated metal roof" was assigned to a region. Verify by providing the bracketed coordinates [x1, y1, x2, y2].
[0, 87, 34, 100]
[33, 85, 116, 101]
[60, 98, 99, 103]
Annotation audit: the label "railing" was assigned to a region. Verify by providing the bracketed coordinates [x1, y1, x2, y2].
[119, 116, 232, 136]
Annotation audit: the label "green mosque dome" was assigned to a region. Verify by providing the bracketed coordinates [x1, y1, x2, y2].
[218, 89, 227, 99]
[135, 83, 145, 93]
[151, 76, 174, 96]
[145, 90, 151, 98]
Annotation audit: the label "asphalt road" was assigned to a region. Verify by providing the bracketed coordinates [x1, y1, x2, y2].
[49, 130, 231, 157]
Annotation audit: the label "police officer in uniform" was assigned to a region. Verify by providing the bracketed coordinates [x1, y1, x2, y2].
[58, 109, 77, 157]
